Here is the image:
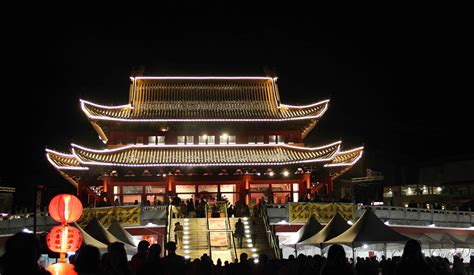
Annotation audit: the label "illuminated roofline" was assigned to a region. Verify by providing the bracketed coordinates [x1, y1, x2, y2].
[279, 99, 330, 109]
[337, 146, 364, 155]
[324, 148, 364, 167]
[130, 76, 275, 80]
[45, 149, 89, 171]
[80, 99, 329, 122]
[70, 142, 341, 168]
[80, 99, 132, 110]
[70, 141, 342, 153]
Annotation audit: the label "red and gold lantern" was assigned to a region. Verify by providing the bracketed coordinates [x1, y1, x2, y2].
[46, 262, 78, 275]
[46, 225, 82, 253]
[49, 194, 83, 224]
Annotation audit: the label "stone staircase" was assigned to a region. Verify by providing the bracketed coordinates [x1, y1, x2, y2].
[228, 217, 275, 261]
[168, 216, 275, 262]
[169, 218, 210, 260]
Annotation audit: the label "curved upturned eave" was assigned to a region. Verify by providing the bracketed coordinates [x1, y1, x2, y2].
[324, 147, 364, 179]
[80, 98, 329, 143]
[80, 99, 329, 122]
[45, 149, 88, 188]
[70, 142, 341, 167]
[46, 149, 88, 170]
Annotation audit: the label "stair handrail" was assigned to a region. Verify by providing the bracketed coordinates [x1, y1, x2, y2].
[260, 203, 282, 259]
[224, 202, 238, 261]
[166, 204, 172, 256]
[205, 203, 212, 259]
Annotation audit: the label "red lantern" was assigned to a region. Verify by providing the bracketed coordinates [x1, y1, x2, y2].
[46, 262, 78, 275]
[49, 194, 83, 224]
[46, 225, 82, 253]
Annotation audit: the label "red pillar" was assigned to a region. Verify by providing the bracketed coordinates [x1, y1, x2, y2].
[244, 175, 250, 205]
[327, 177, 334, 194]
[303, 173, 311, 198]
[105, 177, 114, 205]
[167, 175, 174, 196]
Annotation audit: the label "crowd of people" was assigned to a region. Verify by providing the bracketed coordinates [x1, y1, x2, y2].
[1, 231, 474, 275]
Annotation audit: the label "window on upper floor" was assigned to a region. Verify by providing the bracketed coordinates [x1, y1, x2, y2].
[256, 136, 264, 144]
[198, 135, 216, 145]
[220, 134, 236, 144]
[148, 136, 157, 145]
[136, 136, 144, 145]
[219, 134, 228, 144]
[127, 137, 135, 145]
[277, 135, 285, 144]
[157, 136, 165, 145]
[186, 136, 194, 145]
[248, 136, 256, 144]
[269, 135, 277, 144]
[177, 136, 185, 145]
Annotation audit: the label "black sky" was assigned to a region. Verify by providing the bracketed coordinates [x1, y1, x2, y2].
[3, 6, 471, 208]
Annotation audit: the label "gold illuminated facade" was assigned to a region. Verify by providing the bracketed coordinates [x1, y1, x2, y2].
[46, 77, 363, 206]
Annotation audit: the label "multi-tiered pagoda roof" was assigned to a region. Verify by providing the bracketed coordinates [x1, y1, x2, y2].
[46, 76, 363, 188]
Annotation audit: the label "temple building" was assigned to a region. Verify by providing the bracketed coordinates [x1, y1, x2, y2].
[46, 77, 363, 206]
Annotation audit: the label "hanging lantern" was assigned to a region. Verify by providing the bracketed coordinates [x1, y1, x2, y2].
[46, 225, 82, 253]
[49, 194, 83, 224]
[46, 262, 78, 275]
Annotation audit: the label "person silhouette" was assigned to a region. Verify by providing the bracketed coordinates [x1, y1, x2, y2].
[162, 242, 185, 275]
[0, 232, 50, 275]
[174, 222, 184, 248]
[320, 244, 354, 275]
[234, 218, 245, 248]
[395, 239, 435, 275]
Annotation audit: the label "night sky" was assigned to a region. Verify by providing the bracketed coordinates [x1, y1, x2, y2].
[3, 6, 470, 209]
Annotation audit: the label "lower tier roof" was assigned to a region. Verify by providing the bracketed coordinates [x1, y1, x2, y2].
[46, 143, 363, 186]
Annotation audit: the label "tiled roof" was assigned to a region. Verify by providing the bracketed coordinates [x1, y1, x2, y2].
[325, 147, 364, 179]
[46, 149, 84, 170]
[71, 142, 341, 167]
[46, 144, 363, 184]
[81, 77, 329, 121]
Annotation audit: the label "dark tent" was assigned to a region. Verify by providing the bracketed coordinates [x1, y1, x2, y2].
[426, 233, 467, 249]
[296, 214, 324, 243]
[280, 214, 324, 247]
[324, 207, 410, 247]
[72, 222, 108, 250]
[298, 211, 350, 247]
[82, 217, 137, 254]
[108, 219, 136, 247]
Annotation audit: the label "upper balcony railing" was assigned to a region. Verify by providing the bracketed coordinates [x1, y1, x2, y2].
[265, 204, 474, 228]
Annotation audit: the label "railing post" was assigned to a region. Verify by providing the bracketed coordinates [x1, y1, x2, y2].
[431, 208, 434, 225]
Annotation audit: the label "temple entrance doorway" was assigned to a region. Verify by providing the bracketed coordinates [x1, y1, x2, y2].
[175, 183, 238, 205]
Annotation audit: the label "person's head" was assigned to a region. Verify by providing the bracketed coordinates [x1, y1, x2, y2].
[108, 242, 129, 270]
[137, 240, 150, 253]
[238, 218, 241, 222]
[401, 239, 424, 263]
[75, 245, 101, 273]
[166, 241, 177, 253]
[1, 232, 41, 273]
[147, 244, 161, 261]
[240, 252, 248, 262]
[326, 244, 346, 265]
